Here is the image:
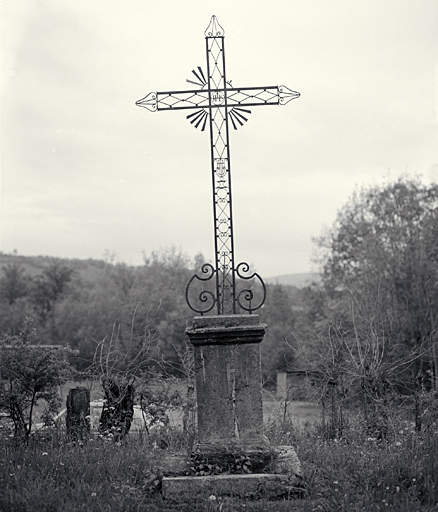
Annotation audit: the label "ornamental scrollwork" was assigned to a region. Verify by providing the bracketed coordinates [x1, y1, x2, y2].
[235, 262, 266, 313]
[185, 263, 217, 315]
[185, 261, 266, 315]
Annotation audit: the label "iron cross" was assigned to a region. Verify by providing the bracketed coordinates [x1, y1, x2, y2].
[136, 16, 300, 316]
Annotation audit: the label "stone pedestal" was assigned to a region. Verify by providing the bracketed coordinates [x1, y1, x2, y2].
[158, 315, 302, 501]
[187, 315, 268, 457]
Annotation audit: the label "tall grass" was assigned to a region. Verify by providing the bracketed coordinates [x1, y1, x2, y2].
[1, 406, 437, 512]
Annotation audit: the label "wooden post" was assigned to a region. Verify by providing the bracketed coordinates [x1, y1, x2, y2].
[66, 387, 90, 440]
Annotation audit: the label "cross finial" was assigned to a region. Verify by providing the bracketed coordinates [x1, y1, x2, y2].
[204, 15, 225, 37]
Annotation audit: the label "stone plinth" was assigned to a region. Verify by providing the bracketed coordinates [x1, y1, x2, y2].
[157, 315, 303, 501]
[158, 445, 303, 500]
[186, 315, 267, 455]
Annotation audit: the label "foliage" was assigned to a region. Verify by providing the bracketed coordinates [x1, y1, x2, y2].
[137, 373, 182, 432]
[0, 261, 35, 336]
[32, 261, 75, 324]
[290, 282, 436, 439]
[259, 283, 296, 380]
[0, 247, 306, 380]
[315, 177, 438, 384]
[0, 261, 29, 306]
[88, 306, 193, 445]
[98, 378, 136, 441]
[190, 453, 252, 476]
[296, 412, 438, 511]
[0, 248, 303, 379]
[89, 311, 155, 441]
[0, 320, 76, 441]
[0, 250, 195, 371]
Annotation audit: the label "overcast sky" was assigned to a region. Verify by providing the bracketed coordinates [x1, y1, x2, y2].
[1, 0, 437, 277]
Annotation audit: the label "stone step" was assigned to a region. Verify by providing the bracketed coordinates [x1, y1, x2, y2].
[162, 473, 304, 501]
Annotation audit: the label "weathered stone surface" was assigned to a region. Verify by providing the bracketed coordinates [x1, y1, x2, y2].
[66, 387, 90, 440]
[271, 445, 302, 476]
[194, 342, 266, 446]
[157, 452, 191, 477]
[154, 444, 302, 499]
[192, 314, 260, 330]
[181, 314, 303, 500]
[187, 315, 266, 449]
[187, 315, 266, 346]
[162, 473, 304, 500]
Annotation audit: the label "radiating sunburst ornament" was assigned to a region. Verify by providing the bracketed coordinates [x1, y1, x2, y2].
[184, 66, 252, 130]
[187, 108, 208, 131]
[186, 67, 207, 88]
[229, 107, 251, 129]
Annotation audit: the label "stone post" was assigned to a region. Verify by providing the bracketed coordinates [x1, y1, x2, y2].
[66, 387, 90, 440]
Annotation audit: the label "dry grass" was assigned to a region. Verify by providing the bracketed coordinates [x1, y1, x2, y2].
[1, 405, 437, 512]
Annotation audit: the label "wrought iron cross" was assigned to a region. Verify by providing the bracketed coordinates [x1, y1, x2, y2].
[136, 16, 300, 316]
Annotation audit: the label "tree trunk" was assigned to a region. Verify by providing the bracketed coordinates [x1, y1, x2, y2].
[99, 379, 135, 441]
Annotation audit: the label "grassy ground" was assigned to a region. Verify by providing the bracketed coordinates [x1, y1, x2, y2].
[1, 408, 437, 512]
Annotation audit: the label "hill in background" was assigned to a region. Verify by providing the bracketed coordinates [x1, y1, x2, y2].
[0, 252, 319, 289]
[0, 252, 109, 282]
[265, 272, 319, 288]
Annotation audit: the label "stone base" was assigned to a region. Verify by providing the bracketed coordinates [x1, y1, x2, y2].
[272, 445, 302, 476]
[162, 473, 304, 500]
[192, 441, 272, 474]
[157, 445, 303, 501]
[191, 443, 302, 476]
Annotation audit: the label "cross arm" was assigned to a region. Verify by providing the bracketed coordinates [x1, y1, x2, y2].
[226, 85, 300, 108]
[136, 89, 210, 112]
[135, 85, 300, 112]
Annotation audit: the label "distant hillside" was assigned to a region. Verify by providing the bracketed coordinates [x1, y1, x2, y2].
[0, 252, 111, 282]
[0, 253, 320, 289]
[265, 272, 320, 288]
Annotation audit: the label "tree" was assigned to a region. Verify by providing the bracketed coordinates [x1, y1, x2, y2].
[0, 320, 75, 441]
[0, 249, 198, 373]
[259, 283, 296, 380]
[316, 177, 438, 387]
[32, 260, 75, 341]
[0, 262, 29, 305]
[33, 260, 74, 320]
[0, 262, 34, 336]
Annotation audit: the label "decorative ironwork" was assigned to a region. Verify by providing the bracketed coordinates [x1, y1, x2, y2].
[187, 67, 207, 88]
[185, 263, 217, 315]
[136, 15, 300, 315]
[235, 262, 266, 314]
[185, 261, 266, 315]
[136, 85, 293, 112]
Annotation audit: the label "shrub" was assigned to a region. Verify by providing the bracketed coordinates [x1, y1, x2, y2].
[0, 319, 76, 442]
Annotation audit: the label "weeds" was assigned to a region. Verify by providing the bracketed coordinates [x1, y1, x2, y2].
[1, 403, 437, 511]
